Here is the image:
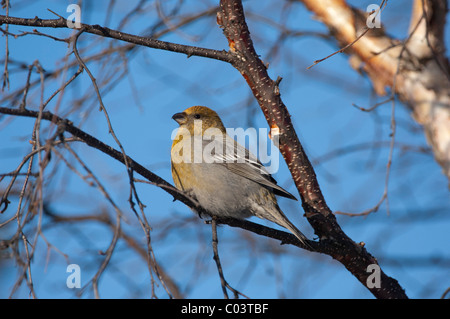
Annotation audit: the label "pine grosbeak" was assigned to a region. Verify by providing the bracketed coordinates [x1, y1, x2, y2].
[171, 106, 309, 247]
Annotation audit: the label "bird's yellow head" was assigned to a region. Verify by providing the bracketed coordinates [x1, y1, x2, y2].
[172, 106, 225, 134]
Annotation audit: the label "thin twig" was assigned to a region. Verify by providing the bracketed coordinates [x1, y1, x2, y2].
[210, 217, 248, 299]
[307, 28, 370, 70]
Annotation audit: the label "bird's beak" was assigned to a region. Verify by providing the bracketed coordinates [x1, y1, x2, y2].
[172, 112, 187, 125]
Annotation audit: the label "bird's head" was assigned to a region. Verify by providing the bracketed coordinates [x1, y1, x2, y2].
[172, 106, 225, 135]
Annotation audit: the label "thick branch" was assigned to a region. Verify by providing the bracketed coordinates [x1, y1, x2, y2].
[217, 0, 407, 299]
[299, 0, 450, 180]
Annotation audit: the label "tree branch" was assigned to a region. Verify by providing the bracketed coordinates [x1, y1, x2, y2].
[0, 105, 197, 211]
[299, 0, 450, 180]
[217, 0, 407, 299]
[0, 14, 233, 63]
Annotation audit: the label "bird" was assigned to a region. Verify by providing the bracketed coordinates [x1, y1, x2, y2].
[170, 105, 310, 248]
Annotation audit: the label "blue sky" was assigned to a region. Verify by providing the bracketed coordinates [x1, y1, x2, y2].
[0, 0, 449, 299]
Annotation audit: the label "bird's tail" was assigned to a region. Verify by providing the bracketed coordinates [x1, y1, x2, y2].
[267, 209, 312, 250]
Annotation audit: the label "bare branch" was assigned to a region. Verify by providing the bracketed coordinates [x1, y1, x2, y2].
[217, 0, 407, 299]
[299, 0, 450, 180]
[0, 14, 233, 63]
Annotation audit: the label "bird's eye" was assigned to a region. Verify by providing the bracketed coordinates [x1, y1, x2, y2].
[193, 114, 201, 119]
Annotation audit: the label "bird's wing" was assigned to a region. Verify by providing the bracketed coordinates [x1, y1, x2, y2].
[204, 135, 297, 200]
